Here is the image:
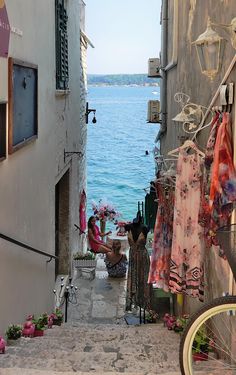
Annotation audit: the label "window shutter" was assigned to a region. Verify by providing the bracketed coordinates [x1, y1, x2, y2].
[55, 0, 69, 89]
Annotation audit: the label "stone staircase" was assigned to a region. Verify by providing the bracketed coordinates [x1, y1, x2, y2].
[0, 322, 181, 375]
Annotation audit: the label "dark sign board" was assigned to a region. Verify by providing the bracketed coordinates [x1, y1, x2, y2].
[0, 2, 10, 58]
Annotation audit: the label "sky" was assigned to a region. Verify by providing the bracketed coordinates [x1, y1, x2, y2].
[85, 0, 162, 75]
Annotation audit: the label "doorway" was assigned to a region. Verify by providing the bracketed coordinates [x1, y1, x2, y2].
[55, 169, 70, 278]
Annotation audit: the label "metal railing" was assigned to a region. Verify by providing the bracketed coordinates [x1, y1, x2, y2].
[0, 232, 58, 263]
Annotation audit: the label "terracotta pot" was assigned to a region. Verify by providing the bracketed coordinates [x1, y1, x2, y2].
[33, 329, 44, 337]
[193, 352, 208, 361]
[53, 319, 62, 326]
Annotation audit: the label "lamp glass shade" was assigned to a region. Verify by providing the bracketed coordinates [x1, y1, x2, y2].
[193, 19, 225, 80]
[195, 40, 222, 80]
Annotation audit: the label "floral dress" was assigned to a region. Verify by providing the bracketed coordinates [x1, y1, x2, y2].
[169, 149, 205, 301]
[148, 182, 175, 291]
[104, 254, 128, 278]
[126, 229, 153, 311]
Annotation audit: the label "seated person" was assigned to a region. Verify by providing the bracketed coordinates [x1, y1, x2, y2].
[88, 216, 112, 254]
[104, 240, 128, 278]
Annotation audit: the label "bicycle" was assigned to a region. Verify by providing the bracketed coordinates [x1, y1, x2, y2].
[179, 224, 236, 375]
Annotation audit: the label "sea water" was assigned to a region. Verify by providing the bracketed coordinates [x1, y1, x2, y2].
[87, 85, 160, 226]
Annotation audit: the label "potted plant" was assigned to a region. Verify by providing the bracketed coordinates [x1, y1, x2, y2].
[145, 310, 159, 323]
[51, 308, 63, 326]
[91, 199, 121, 232]
[192, 326, 210, 361]
[73, 251, 97, 268]
[5, 324, 22, 345]
[32, 316, 45, 337]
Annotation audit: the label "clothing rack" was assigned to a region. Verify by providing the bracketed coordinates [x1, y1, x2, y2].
[192, 54, 236, 141]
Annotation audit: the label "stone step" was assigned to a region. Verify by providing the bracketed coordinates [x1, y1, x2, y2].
[0, 368, 182, 375]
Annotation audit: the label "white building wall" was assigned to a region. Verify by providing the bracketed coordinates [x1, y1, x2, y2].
[0, 0, 85, 333]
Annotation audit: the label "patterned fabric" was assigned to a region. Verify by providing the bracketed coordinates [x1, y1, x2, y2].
[169, 149, 204, 301]
[79, 190, 87, 233]
[104, 254, 128, 278]
[210, 112, 236, 208]
[204, 113, 220, 168]
[148, 182, 174, 291]
[200, 113, 236, 253]
[126, 230, 153, 310]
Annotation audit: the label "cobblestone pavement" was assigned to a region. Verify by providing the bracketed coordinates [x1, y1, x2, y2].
[0, 256, 183, 374]
[68, 256, 127, 325]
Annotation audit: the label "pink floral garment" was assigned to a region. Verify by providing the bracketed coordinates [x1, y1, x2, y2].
[169, 149, 205, 301]
[148, 182, 175, 292]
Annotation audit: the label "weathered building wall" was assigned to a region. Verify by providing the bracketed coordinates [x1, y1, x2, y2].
[0, 0, 85, 333]
[160, 0, 236, 313]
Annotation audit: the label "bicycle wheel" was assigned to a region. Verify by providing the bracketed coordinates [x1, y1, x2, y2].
[180, 296, 236, 375]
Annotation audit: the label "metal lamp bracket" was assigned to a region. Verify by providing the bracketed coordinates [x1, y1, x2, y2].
[85, 102, 96, 124]
[64, 149, 83, 163]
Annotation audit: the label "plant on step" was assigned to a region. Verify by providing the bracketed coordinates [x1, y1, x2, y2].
[73, 251, 96, 260]
[51, 307, 64, 325]
[173, 315, 189, 333]
[192, 326, 210, 354]
[41, 313, 49, 326]
[32, 316, 46, 331]
[145, 310, 159, 323]
[5, 324, 22, 340]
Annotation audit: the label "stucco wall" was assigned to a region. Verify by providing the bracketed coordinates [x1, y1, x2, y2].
[159, 0, 236, 313]
[0, 0, 85, 333]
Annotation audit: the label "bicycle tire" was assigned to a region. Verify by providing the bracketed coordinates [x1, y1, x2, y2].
[179, 295, 236, 375]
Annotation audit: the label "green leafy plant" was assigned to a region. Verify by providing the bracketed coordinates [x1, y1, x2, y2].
[41, 313, 49, 326]
[73, 251, 95, 260]
[145, 310, 159, 323]
[192, 326, 210, 354]
[32, 316, 46, 331]
[51, 308, 64, 325]
[5, 324, 22, 340]
[174, 315, 189, 333]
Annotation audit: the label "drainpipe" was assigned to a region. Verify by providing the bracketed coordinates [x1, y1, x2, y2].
[156, 0, 179, 142]
[156, 0, 168, 142]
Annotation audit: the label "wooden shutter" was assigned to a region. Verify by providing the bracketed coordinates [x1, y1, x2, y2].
[55, 0, 69, 90]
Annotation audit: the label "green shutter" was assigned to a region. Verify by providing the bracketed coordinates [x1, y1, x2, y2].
[55, 0, 69, 89]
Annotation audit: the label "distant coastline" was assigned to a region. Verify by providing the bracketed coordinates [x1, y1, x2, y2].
[88, 74, 160, 87]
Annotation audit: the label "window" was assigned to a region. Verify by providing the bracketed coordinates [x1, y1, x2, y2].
[8, 58, 38, 154]
[55, 0, 69, 90]
[0, 103, 6, 160]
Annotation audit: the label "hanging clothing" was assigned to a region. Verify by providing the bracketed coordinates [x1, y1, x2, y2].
[79, 190, 87, 233]
[148, 182, 174, 291]
[144, 190, 158, 230]
[169, 149, 204, 301]
[126, 229, 153, 311]
[200, 113, 236, 253]
[210, 112, 236, 207]
[204, 113, 220, 169]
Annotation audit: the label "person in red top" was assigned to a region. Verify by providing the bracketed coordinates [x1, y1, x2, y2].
[88, 216, 112, 254]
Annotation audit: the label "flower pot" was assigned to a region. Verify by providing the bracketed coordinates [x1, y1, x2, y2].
[53, 319, 62, 326]
[74, 259, 97, 268]
[33, 329, 44, 337]
[193, 352, 208, 361]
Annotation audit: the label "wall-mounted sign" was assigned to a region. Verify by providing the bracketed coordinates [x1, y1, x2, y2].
[0, 0, 10, 58]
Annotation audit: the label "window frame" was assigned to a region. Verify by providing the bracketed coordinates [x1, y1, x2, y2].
[8, 57, 38, 154]
[0, 102, 7, 161]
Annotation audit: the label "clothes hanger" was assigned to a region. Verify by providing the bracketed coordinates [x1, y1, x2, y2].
[168, 139, 205, 158]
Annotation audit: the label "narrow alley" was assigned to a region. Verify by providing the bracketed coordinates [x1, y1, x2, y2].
[0, 257, 181, 374]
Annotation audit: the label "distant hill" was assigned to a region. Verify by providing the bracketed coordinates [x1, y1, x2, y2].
[88, 74, 159, 87]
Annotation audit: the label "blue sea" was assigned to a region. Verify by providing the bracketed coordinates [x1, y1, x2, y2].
[87, 86, 160, 225]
